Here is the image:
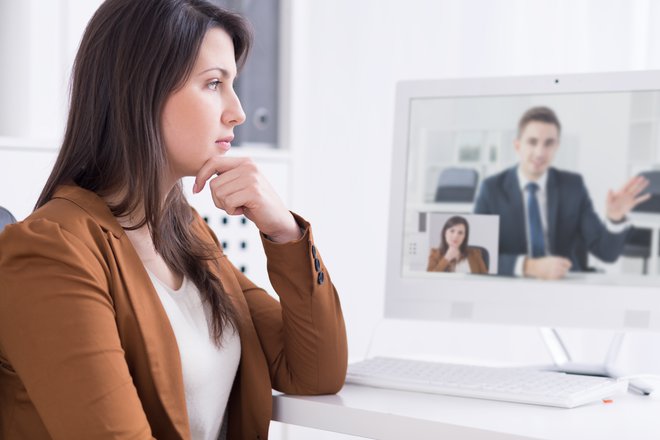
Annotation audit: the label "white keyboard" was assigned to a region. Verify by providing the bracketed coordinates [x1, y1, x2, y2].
[346, 357, 629, 408]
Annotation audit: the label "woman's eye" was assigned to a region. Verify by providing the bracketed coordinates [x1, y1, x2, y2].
[208, 80, 221, 91]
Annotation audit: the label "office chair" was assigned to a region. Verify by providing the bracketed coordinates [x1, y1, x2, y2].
[0, 206, 17, 233]
[468, 245, 489, 272]
[434, 168, 479, 203]
[623, 228, 652, 274]
[622, 170, 660, 274]
[634, 170, 660, 213]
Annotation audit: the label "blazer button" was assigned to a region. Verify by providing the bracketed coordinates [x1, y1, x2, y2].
[314, 258, 321, 272]
[311, 244, 317, 258]
[317, 271, 324, 285]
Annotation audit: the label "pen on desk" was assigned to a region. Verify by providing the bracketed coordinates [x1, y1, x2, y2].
[628, 382, 651, 396]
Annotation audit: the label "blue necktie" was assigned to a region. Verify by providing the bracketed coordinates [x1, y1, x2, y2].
[526, 182, 546, 257]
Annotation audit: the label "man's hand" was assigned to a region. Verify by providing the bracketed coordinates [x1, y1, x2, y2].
[606, 175, 651, 222]
[193, 156, 302, 243]
[524, 256, 572, 280]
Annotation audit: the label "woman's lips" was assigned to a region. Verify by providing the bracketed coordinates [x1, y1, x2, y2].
[215, 138, 233, 151]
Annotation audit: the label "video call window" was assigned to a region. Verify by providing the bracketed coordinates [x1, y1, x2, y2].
[401, 92, 660, 283]
[404, 213, 499, 276]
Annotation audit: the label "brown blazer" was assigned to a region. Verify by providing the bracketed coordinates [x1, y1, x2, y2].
[426, 247, 488, 274]
[0, 185, 347, 440]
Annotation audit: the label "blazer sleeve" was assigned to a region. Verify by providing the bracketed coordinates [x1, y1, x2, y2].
[575, 178, 628, 262]
[427, 249, 450, 272]
[201, 213, 347, 395]
[0, 220, 154, 440]
[473, 179, 492, 215]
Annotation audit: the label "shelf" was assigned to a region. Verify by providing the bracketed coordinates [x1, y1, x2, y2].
[0, 137, 292, 162]
[407, 202, 474, 213]
[0, 136, 60, 151]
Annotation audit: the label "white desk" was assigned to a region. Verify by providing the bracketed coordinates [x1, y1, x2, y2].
[273, 384, 660, 439]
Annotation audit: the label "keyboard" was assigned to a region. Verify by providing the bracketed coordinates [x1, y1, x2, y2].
[346, 357, 629, 408]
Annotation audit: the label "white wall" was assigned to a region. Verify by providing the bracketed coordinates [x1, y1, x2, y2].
[282, 4, 660, 436]
[0, 0, 104, 139]
[285, 0, 660, 421]
[0, 0, 103, 220]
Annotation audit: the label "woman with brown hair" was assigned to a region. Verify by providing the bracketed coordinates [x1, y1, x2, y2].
[427, 215, 488, 274]
[0, 1, 347, 439]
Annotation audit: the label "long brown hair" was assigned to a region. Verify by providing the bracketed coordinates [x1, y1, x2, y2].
[439, 216, 470, 260]
[36, 0, 252, 345]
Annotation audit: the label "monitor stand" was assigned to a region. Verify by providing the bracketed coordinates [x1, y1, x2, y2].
[539, 327, 655, 395]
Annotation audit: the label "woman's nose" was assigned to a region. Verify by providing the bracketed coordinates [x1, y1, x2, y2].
[223, 90, 246, 127]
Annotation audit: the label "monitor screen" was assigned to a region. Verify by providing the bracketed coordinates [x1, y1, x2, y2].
[386, 71, 660, 330]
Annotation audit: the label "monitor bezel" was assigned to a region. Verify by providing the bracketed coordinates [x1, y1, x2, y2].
[385, 70, 660, 331]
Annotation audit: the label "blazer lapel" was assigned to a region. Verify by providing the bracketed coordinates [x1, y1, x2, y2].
[53, 185, 190, 438]
[212, 251, 273, 438]
[546, 168, 559, 254]
[108, 235, 191, 439]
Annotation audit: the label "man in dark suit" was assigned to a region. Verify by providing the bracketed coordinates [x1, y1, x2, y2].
[474, 106, 650, 279]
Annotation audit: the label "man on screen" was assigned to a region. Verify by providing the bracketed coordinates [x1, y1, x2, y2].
[474, 106, 650, 280]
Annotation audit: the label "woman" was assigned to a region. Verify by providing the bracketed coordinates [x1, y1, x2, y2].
[0, 1, 347, 439]
[427, 216, 488, 274]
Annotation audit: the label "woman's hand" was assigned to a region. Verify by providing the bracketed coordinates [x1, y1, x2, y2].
[193, 156, 302, 243]
[444, 246, 461, 262]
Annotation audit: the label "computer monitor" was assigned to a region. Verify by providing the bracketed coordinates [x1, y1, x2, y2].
[385, 70, 660, 331]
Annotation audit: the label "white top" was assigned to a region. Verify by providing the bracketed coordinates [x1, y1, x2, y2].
[148, 272, 241, 440]
[454, 257, 471, 273]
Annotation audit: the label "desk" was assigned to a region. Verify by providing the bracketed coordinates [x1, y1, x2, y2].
[273, 384, 660, 439]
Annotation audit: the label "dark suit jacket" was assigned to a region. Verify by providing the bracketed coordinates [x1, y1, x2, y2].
[0, 185, 347, 440]
[474, 166, 628, 275]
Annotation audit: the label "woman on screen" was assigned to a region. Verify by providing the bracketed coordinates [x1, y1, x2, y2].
[427, 216, 488, 274]
[0, 1, 347, 439]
